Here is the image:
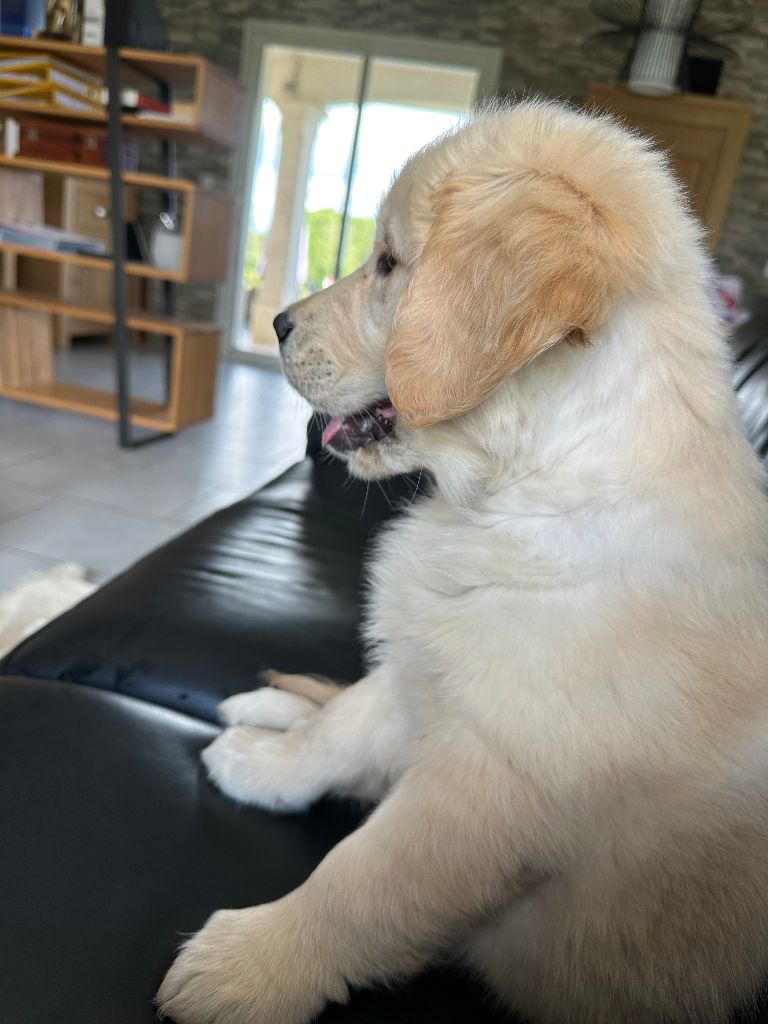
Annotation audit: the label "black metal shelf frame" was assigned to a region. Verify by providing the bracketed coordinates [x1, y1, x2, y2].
[105, 7, 174, 448]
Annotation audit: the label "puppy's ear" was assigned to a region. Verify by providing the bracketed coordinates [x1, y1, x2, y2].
[385, 172, 624, 427]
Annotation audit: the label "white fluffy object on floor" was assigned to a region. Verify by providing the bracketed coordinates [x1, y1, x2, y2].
[0, 564, 95, 659]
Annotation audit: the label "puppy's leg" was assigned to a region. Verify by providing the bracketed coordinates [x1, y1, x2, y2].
[158, 732, 538, 1024]
[202, 668, 408, 810]
[218, 670, 344, 730]
[266, 669, 344, 705]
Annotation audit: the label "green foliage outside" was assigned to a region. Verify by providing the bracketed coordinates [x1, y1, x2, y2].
[304, 208, 376, 293]
[340, 212, 377, 280]
[243, 230, 266, 290]
[243, 208, 376, 296]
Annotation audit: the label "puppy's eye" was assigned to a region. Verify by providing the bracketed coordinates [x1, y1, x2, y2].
[376, 251, 397, 277]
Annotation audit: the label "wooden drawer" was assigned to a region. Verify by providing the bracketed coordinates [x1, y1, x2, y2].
[69, 181, 113, 242]
[18, 118, 108, 167]
[55, 178, 138, 245]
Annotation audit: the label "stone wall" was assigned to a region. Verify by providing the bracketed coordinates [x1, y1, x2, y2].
[157, 0, 767, 312]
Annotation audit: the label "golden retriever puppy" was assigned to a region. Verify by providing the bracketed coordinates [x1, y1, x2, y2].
[158, 100, 768, 1024]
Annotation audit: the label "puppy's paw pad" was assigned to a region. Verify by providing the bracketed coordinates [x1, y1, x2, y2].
[218, 688, 316, 730]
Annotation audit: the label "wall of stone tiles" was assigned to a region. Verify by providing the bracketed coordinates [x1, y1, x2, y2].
[157, 0, 767, 319]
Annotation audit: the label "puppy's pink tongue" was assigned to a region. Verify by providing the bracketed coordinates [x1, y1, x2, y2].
[322, 417, 344, 447]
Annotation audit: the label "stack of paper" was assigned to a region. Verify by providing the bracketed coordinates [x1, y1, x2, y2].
[0, 55, 103, 112]
[0, 219, 108, 256]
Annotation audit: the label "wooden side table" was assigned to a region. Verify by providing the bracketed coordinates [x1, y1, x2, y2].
[587, 83, 753, 248]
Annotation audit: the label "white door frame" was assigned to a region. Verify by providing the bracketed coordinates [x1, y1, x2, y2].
[219, 19, 502, 367]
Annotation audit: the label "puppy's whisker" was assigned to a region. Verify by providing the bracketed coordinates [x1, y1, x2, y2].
[408, 468, 424, 507]
[373, 479, 397, 513]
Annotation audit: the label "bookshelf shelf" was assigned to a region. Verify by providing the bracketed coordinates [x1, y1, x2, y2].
[0, 286, 217, 333]
[0, 98, 105, 123]
[0, 380, 173, 430]
[0, 243, 186, 282]
[0, 97, 239, 148]
[0, 154, 197, 191]
[0, 36, 107, 76]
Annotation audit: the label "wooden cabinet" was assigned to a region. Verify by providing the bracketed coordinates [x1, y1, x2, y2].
[587, 84, 753, 247]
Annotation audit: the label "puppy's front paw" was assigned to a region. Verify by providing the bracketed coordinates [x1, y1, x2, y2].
[202, 727, 313, 811]
[218, 688, 318, 730]
[156, 904, 346, 1024]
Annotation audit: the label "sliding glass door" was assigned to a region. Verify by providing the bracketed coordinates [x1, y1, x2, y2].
[227, 23, 500, 357]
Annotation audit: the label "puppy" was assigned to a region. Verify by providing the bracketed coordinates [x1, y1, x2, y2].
[158, 100, 768, 1024]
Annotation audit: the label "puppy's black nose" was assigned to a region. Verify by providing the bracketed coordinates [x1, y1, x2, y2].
[273, 311, 294, 345]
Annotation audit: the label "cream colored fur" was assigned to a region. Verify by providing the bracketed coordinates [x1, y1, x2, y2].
[158, 101, 768, 1024]
[0, 563, 94, 658]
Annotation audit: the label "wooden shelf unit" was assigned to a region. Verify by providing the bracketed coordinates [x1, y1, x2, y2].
[0, 298, 220, 432]
[0, 241, 156, 279]
[0, 36, 242, 439]
[0, 35, 243, 148]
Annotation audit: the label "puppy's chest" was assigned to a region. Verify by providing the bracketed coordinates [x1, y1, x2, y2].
[367, 513, 502, 662]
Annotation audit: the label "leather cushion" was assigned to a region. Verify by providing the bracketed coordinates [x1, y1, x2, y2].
[0, 459, 415, 722]
[731, 308, 768, 465]
[0, 676, 511, 1024]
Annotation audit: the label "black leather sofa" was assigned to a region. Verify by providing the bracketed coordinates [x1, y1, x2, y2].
[2, 309, 767, 1024]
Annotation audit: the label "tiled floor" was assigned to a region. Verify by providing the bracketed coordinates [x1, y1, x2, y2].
[0, 344, 309, 592]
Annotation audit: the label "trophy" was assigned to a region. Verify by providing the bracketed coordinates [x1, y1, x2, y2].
[42, 0, 83, 41]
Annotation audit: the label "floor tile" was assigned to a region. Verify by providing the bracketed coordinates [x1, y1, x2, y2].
[0, 349, 307, 588]
[0, 546, 62, 592]
[63, 457, 241, 518]
[1, 446, 119, 496]
[0, 399, 121, 458]
[0, 498, 185, 579]
[62, 441, 300, 517]
[0, 481, 51, 523]
[0, 433, 54, 467]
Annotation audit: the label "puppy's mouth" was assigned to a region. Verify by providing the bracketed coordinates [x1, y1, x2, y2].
[321, 400, 398, 452]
